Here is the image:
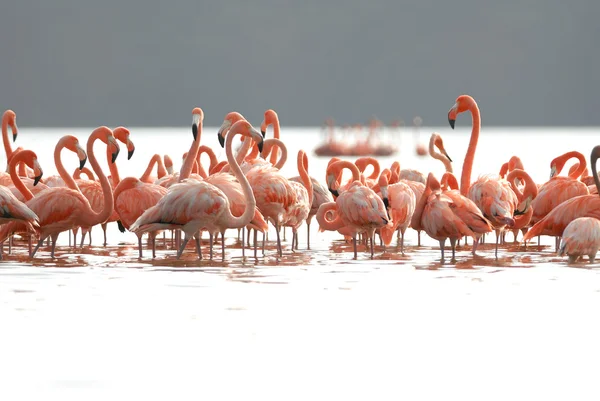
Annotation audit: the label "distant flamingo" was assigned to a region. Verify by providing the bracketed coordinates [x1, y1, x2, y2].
[378, 171, 415, 254]
[523, 146, 600, 247]
[260, 109, 282, 166]
[529, 151, 589, 228]
[283, 150, 313, 250]
[131, 115, 264, 260]
[316, 160, 390, 259]
[558, 217, 600, 263]
[415, 173, 493, 261]
[0, 128, 119, 258]
[428, 132, 453, 173]
[448, 94, 517, 258]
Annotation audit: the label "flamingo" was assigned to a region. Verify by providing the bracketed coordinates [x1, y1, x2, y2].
[139, 154, 168, 184]
[316, 160, 390, 259]
[77, 126, 133, 246]
[282, 150, 313, 251]
[378, 171, 415, 254]
[505, 168, 538, 243]
[164, 155, 174, 175]
[523, 146, 600, 247]
[6, 153, 50, 202]
[415, 173, 493, 261]
[131, 115, 264, 260]
[260, 109, 283, 166]
[448, 94, 517, 258]
[529, 151, 589, 228]
[558, 217, 600, 263]
[113, 177, 168, 258]
[428, 132, 453, 174]
[0, 128, 119, 258]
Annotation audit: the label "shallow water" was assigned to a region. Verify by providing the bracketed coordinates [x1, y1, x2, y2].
[1, 125, 600, 400]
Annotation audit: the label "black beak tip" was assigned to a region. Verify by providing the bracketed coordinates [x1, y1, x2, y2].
[218, 134, 225, 148]
[448, 116, 456, 129]
[79, 157, 87, 170]
[192, 123, 198, 141]
[111, 151, 119, 164]
[128, 149, 134, 160]
[257, 139, 264, 153]
[12, 133, 17, 142]
[329, 188, 339, 197]
[260, 130, 266, 138]
[33, 175, 42, 186]
[383, 197, 390, 209]
[446, 154, 453, 163]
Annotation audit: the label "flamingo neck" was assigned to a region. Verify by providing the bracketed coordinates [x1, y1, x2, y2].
[54, 141, 80, 191]
[2, 117, 12, 162]
[429, 141, 452, 173]
[180, 125, 202, 181]
[330, 161, 361, 189]
[460, 102, 480, 196]
[84, 130, 115, 226]
[269, 117, 281, 165]
[441, 172, 459, 191]
[591, 151, 600, 196]
[106, 145, 121, 185]
[298, 151, 313, 205]
[236, 136, 254, 164]
[140, 154, 162, 182]
[197, 145, 218, 174]
[562, 152, 587, 178]
[9, 153, 33, 201]
[316, 202, 345, 231]
[410, 182, 432, 231]
[264, 138, 287, 169]
[222, 128, 257, 228]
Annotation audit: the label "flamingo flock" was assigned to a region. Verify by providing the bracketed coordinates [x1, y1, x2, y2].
[0, 94, 599, 264]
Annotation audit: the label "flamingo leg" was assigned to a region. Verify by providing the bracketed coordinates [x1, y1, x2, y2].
[370, 231, 375, 259]
[151, 233, 157, 259]
[195, 235, 203, 260]
[555, 236, 560, 253]
[8, 235, 12, 255]
[417, 230, 421, 246]
[306, 221, 311, 250]
[352, 235, 358, 259]
[177, 235, 191, 259]
[495, 229, 500, 259]
[450, 238, 457, 262]
[79, 230, 86, 248]
[138, 236, 143, 259]
[247, 227, 252, 247]
[31, 238, 45, 258]
[102, 223, 108, 246]
[439, 239, 446, 261]
[275, 224, 283, 257]
[401, 230, 405, 255]
[241, 227, 245, 258]
[50, 233, 59, 259]
[262, 232, 266, 256]
[221, 230, 226, 261]
[88, 226, 92, 246]
[253, 229, 258, 259]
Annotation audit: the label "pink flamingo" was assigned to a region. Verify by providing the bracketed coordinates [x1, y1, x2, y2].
[164, 155, 174, 175]
[415, 173, 493, 261]
[139, 154, 168, 184]
[448, 94, 517, 258]
[530, 151, 589, 228]
[523, 146, 600, 247]
[378, 171, 415, 254]
[131, 116, 264, 260]
[260, 109, 282, 166]
[0, 128, 119, 258]
[428, 132, 453, 174]
[558, 217, 600, 263]
[316, 160, 390, 259]
[505, 168, 538, 243]
[283, 150, 313, 250]
[0, 110, 19, 185]
[6, 153, 50, 202]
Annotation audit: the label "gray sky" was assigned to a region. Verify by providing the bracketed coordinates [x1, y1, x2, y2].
[2, 1, 598, 127]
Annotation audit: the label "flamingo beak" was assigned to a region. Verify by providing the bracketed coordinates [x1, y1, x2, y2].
[192, 123, 198, 141]
[550, 165, 557, 179]
[328, 188, 339, 197]
[257, 138, 264, 153]
[111, 148, 120, 164]
[79, 157, 87, 170]
[12, 132, 17, 142]
[128, 149, 134, 160]
[260, 130, 266, 138]
[34, 174, 42, 186]
[218, 133, 225, 148]
[448, 113, 456, 129]
[443, 150, 452, 162]
[383, 197, 390, 210]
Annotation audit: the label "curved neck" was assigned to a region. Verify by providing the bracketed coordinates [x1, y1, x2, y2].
[197, 145, 218, 175]
[84, 130, 115, 226]
[330, 161, 361, 187]
[591, 149, 600, 196]
[263, 138, 287, 169]
[561, 152, 587, 178]
[499, 162, 508, 178]
[9, 153, 33, 201]
[506, 169, 537, 201]
[222, 128, 257, 229]
[297, 151, 313, 205]
[18, 161, 27, 177]
[460, 102, 480, 196]
[2, 117, 12, 162]
[140, 154, 165, 182]
[356, 157, 380, 180]
[429, 139, 452, 173]
[441, 172, 459, 191]
[73, 167, 95, 181]
[316, 202, 345, 231]
[180, 124, 202, 181]
[410, 182, 432, 231]
[236, 136, 254, 164]
[268, 117, 281, 165]
[55, 140, 80, 191]
[106, 144, 121, 185]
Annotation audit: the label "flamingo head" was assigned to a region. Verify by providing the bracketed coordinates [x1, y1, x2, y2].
[448, 95, 475, 129]
[107, 135, 120, 164]
[432, 133, 452, 162]
[63, 135, 88, 170]
[192, 107, 204, 141]
[113, 127, 134, 160]
[3, 110, 17, 141]
[217, 111, 245, 147]
[229, 120, 264, 153]
[260, 109, 278, 138]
